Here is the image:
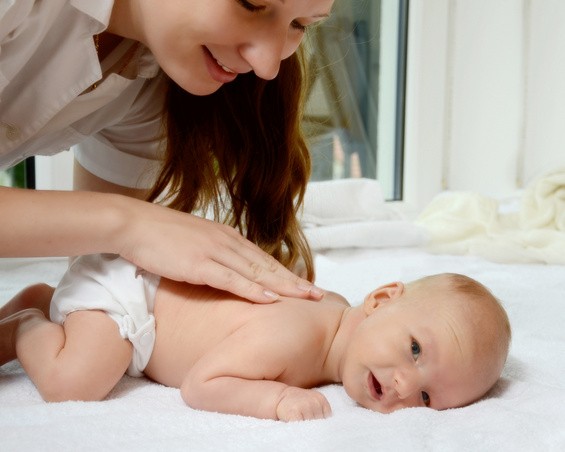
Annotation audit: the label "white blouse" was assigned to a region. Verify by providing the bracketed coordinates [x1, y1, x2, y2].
[0, 0, 166, 188]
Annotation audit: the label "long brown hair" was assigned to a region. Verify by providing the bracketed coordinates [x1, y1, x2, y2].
[146, 50, 314, 281]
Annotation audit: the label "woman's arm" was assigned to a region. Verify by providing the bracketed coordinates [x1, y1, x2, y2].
[0, 185, 321, 303]
[0, 186, 126, 258]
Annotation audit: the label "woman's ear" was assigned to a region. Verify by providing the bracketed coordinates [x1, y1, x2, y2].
[363, 282, 405, 315]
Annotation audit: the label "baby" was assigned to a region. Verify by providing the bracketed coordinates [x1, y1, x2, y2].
[0, 254, 511, 421]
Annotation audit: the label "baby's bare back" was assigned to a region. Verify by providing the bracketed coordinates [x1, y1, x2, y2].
[143, 279, 259, 387]
[143, 279, 345, 390]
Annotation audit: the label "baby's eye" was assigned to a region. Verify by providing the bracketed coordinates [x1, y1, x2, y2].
[411, 340, 421, 360]
[421, 391, 431, 407]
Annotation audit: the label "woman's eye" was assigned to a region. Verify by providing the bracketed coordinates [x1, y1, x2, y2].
[421, 391, 431, 407]
[236, 0, 265, 12]
[411, 340, 421, 360]
[236, 0, 309, 33]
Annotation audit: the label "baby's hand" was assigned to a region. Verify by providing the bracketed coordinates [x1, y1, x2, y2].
[275, 387, 332, 421]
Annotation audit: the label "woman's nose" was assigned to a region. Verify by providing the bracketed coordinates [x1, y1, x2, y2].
[239, 27, 302, 80]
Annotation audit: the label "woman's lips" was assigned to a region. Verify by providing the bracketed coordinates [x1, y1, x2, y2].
[202, 47, 238, 84]
[368, 372, 383, 401]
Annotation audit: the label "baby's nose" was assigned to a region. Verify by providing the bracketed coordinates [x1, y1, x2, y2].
[394, 370, 420, 400]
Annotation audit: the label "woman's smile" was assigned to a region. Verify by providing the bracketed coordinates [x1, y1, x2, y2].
[202, 47, 238, 84]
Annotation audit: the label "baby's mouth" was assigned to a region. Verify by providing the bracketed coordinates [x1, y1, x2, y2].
[368, 372, 383, 400]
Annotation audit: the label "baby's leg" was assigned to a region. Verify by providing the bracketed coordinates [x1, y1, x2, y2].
[0, 284, 54, 320]
[10, 309, 133, 402]
[0, 308, 44, 366]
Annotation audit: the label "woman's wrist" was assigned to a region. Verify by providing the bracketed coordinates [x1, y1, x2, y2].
[100, 192, 144, 258]
[0, 188, 130, 258]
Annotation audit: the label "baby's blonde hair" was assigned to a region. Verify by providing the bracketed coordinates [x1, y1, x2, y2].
[444, 273, 511, 347]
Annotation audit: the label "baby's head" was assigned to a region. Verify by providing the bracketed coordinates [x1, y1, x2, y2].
[341, 273, 511, 413]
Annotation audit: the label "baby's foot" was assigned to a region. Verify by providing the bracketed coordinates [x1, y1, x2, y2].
[0, 283, 54, 320]
[0, 309, 45, 367]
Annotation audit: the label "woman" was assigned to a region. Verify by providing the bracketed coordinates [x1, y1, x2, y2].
[0, 0, 334, 304]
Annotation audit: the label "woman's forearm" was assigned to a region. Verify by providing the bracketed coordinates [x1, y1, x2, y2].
[0, 187, 127, 257]
[0, 186, 324, 303]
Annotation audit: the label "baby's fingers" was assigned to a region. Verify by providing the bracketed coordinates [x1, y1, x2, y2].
[276, 388, 332, 422]
[310, 392, 332, 420]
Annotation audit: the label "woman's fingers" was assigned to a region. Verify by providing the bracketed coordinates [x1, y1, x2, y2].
[120, 203, 323, 303]
[195, 260, 281, 303]
[204, 223, 324, 300]
[183, 225, 324, 303]
[210, 244, 323, 301]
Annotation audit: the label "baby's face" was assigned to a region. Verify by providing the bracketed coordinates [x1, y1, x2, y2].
[341, 285, 493, 413]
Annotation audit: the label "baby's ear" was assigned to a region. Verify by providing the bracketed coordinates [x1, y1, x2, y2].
[363, 282, 404, 315]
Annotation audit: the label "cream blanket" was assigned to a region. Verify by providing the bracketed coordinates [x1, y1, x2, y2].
[417, 169, 565, 264]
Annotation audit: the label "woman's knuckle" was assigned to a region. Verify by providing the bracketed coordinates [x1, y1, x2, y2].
[264, 254, 279, 272]
[249, 261, 263, 280]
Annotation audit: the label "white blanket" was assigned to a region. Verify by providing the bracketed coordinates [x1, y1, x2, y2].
[417, 169, 565, 264]
[1, 249, 564, 451]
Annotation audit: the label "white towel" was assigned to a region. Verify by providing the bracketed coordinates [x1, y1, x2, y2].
[304, 221, 427, 250]
[301, 178, 397, 225]
[2, 251, 565, 451]
[301, 178, 426, 250]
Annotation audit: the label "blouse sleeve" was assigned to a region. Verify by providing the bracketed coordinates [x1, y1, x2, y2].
[0, 0, 35, 98]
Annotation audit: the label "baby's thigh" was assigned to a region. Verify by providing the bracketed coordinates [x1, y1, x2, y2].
[61, 310, 133, 397]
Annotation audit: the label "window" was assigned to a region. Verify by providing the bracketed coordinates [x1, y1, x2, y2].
[303, 0, 408, 200]
[0, 158, 35, 189]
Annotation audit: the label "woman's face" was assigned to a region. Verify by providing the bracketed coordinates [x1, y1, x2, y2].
[130, 0, 334, 95]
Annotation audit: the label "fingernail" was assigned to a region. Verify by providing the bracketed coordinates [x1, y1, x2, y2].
[263, 290, 279, 300]
[297, 284, 324, 298]
[311, 286, 325, 298]
[297, 283, 313, 293]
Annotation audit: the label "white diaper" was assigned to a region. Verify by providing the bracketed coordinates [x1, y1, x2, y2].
[50, 254, 161, 377]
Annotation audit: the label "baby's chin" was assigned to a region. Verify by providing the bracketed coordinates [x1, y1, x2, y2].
[359, 401, 435, 414]
[348, 392, 401, 414]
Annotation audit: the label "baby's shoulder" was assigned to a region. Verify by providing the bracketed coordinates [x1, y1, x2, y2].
[251, 300, 336, 344]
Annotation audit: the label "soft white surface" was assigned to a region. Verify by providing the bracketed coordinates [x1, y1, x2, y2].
[1, 249, 565, 452]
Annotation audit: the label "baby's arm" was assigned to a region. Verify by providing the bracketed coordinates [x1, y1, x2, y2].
[180, 326, 331, 421]
[182, 373, 330, 421]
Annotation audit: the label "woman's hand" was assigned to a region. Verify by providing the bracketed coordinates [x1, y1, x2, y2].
[0, 186, 322, 304]
[115, 197, 324, 303]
